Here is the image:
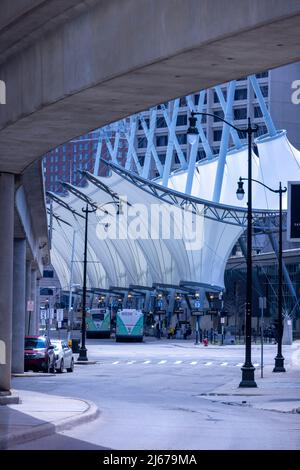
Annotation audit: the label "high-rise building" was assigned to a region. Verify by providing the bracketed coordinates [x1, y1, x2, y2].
[43, 129, 128, 193]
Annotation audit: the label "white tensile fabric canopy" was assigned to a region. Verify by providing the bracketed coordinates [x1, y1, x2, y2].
[50, 131, 300, 292]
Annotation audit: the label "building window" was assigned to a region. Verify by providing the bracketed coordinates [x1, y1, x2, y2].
[254, 106, 263, 118]
[138, 118, 149, 130]
[213, 109, 224, 122]
[137, 137, 147, 148]
[157, 102, 168, 110]
[176, 114, 187, 126]
[197, 149, 206, 161]
[156, 135, 168, 147]
[138, 155, 145, 166]
[255, 124, 268, 137]
[194, 94, 200, 106]
[43, 270, 54, 278]
[176, 133, 187, 145]
[234, 88, 247, 100]
[233, 107, 247, 120]
[260, 85, 268, 98]
[158, 153, 166, 164]
[156, 116, 167, 128]
[214, 90, 227, 103]
[179, 97, 186, 107]
[213, 130, 222, 141]
[256, 71, 268, 78]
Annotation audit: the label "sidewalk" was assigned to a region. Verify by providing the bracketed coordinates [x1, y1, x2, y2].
[199, 366, 300, 414]
[0, 389, 99, 450]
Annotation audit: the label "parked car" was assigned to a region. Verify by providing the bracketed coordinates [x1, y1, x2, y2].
[24, 336, 55, 373]
[51, 339, 74, 373]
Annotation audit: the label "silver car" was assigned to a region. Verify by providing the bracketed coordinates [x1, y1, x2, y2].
[52, 340, 74, 373]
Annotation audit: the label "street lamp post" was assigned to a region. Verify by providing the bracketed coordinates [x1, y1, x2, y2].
[237, 178, 287, 372]
[78, 203, 97, 362]
[188, 112, 258, 387]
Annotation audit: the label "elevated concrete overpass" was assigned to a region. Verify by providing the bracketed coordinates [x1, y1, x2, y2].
[1, 0, 300, 173]
[1, 0, 300, 395]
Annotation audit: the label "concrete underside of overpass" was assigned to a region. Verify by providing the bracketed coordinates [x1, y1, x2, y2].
[1, 0, 300, 173]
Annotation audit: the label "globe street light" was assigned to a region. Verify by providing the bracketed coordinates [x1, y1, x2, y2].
[188, 111, 258, 387]
[236, 177, 287, 372]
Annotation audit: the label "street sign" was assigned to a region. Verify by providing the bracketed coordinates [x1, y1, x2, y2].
[58, 321, 62, 328]
[194, 300, 201, 308]
[27, 300, 34, 312]
[287, 181, 300, 241]
[49, 308, 55, 319]
[191, 310, 205, 316]
[155, 310, 166, 315]
[220, 317, 225, 324]
[56, 309, 64, 321]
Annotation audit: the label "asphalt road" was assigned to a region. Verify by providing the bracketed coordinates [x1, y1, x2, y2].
[10, 339, 300, 450]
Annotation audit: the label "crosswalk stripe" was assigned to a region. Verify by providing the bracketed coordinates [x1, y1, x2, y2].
[174, 360, 182, 364]
[158, 360, 167, 364]
[143, 360, 151, 364]
[254, 363, 259, 367]
[221, 362, 228, 366]
[190, 361, 198, 365]
[236, 363, 243, 367]
[112, 361, 119, 364]
[204, 362, 212, 366]
[127, 361, 136, 364]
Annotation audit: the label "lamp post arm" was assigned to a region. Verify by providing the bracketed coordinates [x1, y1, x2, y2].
[239, 177, 287, 194]
[191, 111, 246, 134]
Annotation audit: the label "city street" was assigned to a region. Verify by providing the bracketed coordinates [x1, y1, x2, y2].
[8, 339, 300, 450]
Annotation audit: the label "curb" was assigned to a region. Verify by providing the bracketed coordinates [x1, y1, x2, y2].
[75, 361, 97, 365]
[0, 398, 100, 450]
[12, 372, 56, 378]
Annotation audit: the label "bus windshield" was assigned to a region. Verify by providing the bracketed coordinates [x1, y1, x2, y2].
[92, 313, 104, 321]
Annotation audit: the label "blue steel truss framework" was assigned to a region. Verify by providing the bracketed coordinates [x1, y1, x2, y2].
[93, 75, 272, 197]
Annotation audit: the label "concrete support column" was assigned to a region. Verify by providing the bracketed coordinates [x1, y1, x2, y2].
[30, 269, 37, 336]
[25, 261, 32, 336]
[35, 278, 40, 335]
[0, 173, 15, 393]
[12, 239, 26, 374]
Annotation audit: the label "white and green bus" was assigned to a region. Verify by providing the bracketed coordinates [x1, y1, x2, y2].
[86, 308, 111, 338]
[116, 309, 144, 342]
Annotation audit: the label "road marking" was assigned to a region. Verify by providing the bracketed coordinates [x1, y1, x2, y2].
[143, 360, 151, 364]
[127, 361, 136, 364]
[204, 362, 212, 366]
[190, 361, 198, 365]
[174, 360, 182, 364]
[112, 361, 119, 364]
[158, 360, 167, 364]
[236, 363, 243, 367]
[254, 363, 259, 367]
[220, 362, 228, 366]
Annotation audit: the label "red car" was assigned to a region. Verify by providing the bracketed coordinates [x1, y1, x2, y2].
[24, 336, 56, 373]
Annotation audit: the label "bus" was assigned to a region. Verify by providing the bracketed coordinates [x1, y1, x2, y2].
[86, 308, 111, 338]
[116, 309, 144, 342]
